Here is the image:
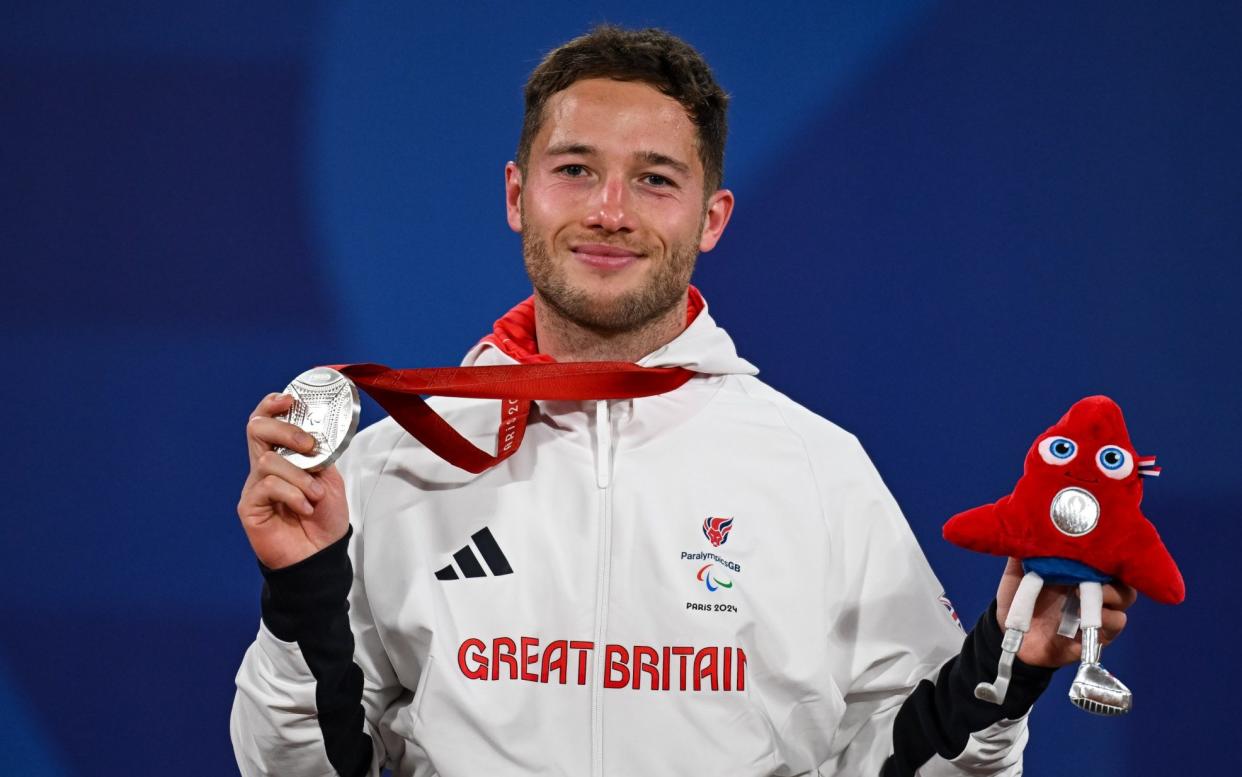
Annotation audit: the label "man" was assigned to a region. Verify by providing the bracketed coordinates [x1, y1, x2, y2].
[232, 26, 1134, 776]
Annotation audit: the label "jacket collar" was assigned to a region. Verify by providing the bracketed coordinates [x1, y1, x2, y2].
[461, 286, 759, 377]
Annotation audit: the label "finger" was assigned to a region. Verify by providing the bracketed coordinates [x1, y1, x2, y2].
[245, 394, 297, 463]
[250, 391, 293, 420]
[246, 474, 315, 518]
[255, 450, 327, 502]
[1102, 581, 1139, 611]
[1099, 608, 1128, 646]
[247, 415, 316, 466]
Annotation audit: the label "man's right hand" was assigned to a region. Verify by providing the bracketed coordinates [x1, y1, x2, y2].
[237, 393, 350, 570]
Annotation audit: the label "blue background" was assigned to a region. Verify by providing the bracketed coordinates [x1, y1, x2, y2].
[4, 2, 1238, 773]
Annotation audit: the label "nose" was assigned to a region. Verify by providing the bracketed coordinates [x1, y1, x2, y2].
[582, 175, 635, 233]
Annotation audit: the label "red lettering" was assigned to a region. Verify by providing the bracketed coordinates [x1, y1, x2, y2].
[458, 638, 488, 680]
[570, 640, 594, 686]
[604, 644, 630, 688]
[492, 637, 518, 681]
[694, 646, 719, 691]
[520, 636, 540, 682]
[661, 646, 671, 691]
[463, 638, 743, 692]
[632, 645, 659, 690]
[671, 646, 694, 691]
[541, 639, 568, 684]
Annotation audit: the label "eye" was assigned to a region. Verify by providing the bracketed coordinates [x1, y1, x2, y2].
[641, 173, 674, 187]
[1038, 436, 1077, 465]
[1096, 445, 1134, 479]
[557, 164, 588, 177]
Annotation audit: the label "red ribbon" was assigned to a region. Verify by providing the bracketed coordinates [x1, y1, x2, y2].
[331, 362, 694, 473]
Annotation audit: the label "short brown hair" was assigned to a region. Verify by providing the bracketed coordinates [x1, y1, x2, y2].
[516, 25, 729, 194]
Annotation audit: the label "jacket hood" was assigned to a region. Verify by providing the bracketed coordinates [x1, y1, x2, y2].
[461, 286, 759, 377]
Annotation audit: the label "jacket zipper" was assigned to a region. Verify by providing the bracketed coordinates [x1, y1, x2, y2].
[590, 399, 613, 777]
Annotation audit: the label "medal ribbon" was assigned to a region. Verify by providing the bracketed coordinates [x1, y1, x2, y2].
[330, 362, 694, 473]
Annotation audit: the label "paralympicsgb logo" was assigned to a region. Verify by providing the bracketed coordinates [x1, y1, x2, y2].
[702, 516, 734, 547]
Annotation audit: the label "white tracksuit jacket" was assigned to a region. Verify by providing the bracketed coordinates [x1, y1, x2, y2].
[232, 297, 1048, 776]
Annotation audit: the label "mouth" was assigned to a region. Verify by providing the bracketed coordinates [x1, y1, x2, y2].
[570, 243, 643, 271]
[1064, 471, 1099, 485]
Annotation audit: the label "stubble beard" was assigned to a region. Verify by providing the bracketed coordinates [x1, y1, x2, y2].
[521, 221, 700, 335]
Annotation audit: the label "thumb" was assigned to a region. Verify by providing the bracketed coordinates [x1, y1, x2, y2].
[995, 557, 1024, 625]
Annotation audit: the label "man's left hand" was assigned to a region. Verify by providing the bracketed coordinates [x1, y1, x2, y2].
[994, 557, 1138, 668]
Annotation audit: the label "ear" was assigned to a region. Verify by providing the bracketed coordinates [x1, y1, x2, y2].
[698, 188, 735, 252]
[505, 161, 523, 233]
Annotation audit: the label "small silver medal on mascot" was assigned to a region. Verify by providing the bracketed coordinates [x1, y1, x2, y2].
[276, 367, 361, 471]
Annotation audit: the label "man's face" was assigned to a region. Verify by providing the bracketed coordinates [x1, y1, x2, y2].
[506, 78, 733, 333]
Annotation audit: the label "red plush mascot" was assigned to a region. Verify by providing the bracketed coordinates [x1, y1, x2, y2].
[943, 395, 1184, 715]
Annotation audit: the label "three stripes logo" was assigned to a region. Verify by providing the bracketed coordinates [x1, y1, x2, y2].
[435, 527, 514, 581]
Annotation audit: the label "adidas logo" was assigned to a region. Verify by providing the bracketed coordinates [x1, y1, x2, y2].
[434, 527, 513, 580]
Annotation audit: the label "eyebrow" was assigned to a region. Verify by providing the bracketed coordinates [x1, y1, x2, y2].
[546, 142, 596, 158]
[635, 150, 691, 176]
[545, 143, 691, 176]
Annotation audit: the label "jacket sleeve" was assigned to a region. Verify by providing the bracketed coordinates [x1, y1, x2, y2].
[818, 439, 1053, 777]
[231, 445, 404, 776]
[880, 602, 1054, 777]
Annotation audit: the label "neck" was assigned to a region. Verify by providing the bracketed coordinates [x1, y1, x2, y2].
[532, 292, 689, 363]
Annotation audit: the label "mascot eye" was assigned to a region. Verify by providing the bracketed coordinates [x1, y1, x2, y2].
[1038, 436, 1077, 465]
[1096, 445, 1134, 479]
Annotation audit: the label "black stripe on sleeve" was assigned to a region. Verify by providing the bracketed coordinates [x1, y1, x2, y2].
[471, 527, 514, 575]
[260, 526, 373, 777]
[880, 600, 1055, 777]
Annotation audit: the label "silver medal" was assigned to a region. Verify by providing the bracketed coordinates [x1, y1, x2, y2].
[276, 367, 361, 471]
[1049, 486, 1100, 536]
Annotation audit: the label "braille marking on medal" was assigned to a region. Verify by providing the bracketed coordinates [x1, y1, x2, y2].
[1049, 486, 1100, 536]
